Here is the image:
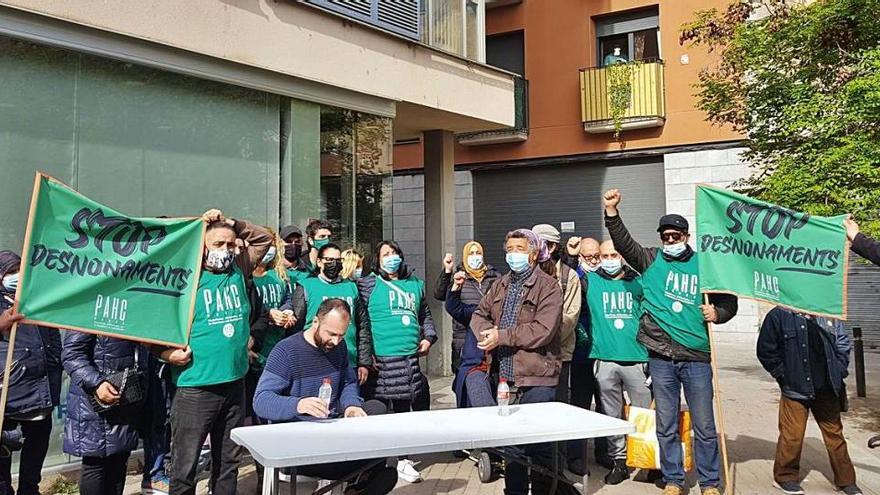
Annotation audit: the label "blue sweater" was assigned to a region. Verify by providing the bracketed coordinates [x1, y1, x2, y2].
[253, 332, 362, 422]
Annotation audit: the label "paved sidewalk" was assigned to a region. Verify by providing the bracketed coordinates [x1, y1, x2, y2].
[43, 339, 880, 494]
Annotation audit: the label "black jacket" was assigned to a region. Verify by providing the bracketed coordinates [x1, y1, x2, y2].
[757, 307, 850, 401]
[605, 214, 738, 362]
[288, 276, 374, 367]
[852, 232, 880, 266]
[0, 294, 62, 417]
[433, 264, 500, 343]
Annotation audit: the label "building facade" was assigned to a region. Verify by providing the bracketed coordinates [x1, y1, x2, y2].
[0, 0, 513, 471]
[392, 0, 762, 334]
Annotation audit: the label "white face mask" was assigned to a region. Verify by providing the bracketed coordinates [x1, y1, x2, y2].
[467, 254, 484, 270]
[662, 242, 688, 257]
[581, 260, 600, 272]
[2, 273, 18, 292]
[601, 258, 622, 275]
[205, 249, 234, 272]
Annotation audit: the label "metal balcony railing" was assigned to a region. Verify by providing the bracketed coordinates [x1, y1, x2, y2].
[579, 60, 666, 134]
[458, 76, 529, 145]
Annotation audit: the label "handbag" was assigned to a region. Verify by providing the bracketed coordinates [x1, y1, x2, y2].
[89, 351, 146, 414]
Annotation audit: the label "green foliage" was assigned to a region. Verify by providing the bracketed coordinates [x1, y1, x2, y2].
[681, 0, 880, 236]
[45, 476, 79, 495]
[608, 62, 636, 137]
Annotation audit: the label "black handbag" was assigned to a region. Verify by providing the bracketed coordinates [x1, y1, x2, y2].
[89, 352, 146, 414]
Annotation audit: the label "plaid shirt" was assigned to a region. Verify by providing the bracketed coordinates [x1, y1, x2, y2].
[497, 266, 533, 382]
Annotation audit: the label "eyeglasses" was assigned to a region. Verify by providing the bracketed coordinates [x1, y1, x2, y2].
[660, 232, 686, 243]
[581, 254, 600, 262]
[321, 257, 342, 263]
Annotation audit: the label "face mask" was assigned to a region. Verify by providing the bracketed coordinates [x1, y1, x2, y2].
[467, 255, 484, 270]
[322, 261, 342, 280]
[261, 246, 277, 266]
[284, 244, 302, 262]
[2, 274, 19, 292]
[354, 268, 363, 278]
[662, 242, 688, 258]
[581, 260, 599, 273]
[506, 252, 530, 273]
[312, 238, 330, 250]
[381, 254, 402, 274]
[601, 258, 622, 275]
[205, 249, 234, 272]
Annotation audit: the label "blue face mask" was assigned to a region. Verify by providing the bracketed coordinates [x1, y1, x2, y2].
[2, 273, 18, 293]
[261, 246, 277, 266]
[662, 242, 688, 258]
[506, 252, 531, 273]
[601, 258, 622, 275]
[354, 268, 363, 278]
[381, 254, 402, 274]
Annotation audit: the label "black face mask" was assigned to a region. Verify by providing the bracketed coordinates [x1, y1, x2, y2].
[284, 244, 302, 262]
[322, 261, 343, 280]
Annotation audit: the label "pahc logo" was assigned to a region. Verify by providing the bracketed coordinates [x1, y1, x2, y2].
[664, 271, 699, 313]
[753, 270, 781, 300]
[94, 294, 128, 330]
[602, 290, 634, 330]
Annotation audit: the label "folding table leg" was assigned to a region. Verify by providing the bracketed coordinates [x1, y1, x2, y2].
[288, 467, 297, 495]
[263, 467, 279, 495]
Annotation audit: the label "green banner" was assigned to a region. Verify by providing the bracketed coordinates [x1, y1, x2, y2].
[696, 185, 849, 318]
[17, 174, 205, 346]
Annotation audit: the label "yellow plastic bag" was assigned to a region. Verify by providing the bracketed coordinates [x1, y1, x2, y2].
[625, 404, 694, 471]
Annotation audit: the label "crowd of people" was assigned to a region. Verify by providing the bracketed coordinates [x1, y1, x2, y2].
[0, 189, 875, 495]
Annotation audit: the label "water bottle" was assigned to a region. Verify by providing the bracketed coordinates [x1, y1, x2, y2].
[497, 378, 510, 417]
[318, 377, 332, 407]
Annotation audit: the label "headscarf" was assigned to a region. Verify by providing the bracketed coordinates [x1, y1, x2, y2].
[513, 228, 551, 264]
[462, 241, 487, 282]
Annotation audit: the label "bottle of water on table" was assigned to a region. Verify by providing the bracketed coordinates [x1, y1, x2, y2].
[497, 378, 510, 416]
[319, 377, 332, 407]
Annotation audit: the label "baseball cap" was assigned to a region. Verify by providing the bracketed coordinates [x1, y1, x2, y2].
[657, 214, 689, 233]
[531, 224, 561, 244]
[279, 225, 302, 241]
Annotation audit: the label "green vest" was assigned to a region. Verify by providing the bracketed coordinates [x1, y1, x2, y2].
[253, 270, 289, 364]
[587, 272, 648, 362]
[367, 274, 423, 357]
[174, 266, 251, 387]
[299, 276, 360, 366]
[641, 254, 709, 352]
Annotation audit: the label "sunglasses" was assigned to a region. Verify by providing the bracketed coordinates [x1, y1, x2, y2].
[660, 232, 686, 243]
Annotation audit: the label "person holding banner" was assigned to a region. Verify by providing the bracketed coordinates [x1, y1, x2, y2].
[62, 331, 150, 495]
[604, 189, 738, 495]
[159, 210, 272, 495]
[757, 307, 862, 495]
[844, 218, 880, 266]
[0, 251, 62, 495]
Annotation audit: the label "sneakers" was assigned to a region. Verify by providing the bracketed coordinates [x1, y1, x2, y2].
[703, 487, 722, 495]
[774, 481, 805, 495]
[839, 485, 864, 495]
[662, 485, 683, 495]
[604, 459, 630, 485]
[396, 458, 422, 483]
[142, 475, 171, 495]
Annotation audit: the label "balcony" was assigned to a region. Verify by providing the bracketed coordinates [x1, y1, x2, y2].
[457, 76, 528, 145]
[579, 60, 666, 134]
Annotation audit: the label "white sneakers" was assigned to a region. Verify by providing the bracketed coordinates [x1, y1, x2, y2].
[396, 458, 423, 483]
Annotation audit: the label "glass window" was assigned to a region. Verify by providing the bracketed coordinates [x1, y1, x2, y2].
[595, 8, 660, 67]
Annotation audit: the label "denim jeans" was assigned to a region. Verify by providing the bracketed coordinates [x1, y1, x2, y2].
[169, 380, 244, 495]
[649, 357, 720, 489]
[0, 415, 53, 495]
[504, 386, 559, 495]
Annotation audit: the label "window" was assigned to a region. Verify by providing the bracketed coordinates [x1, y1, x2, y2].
[420, 0, 486, 62]
[486, 30, 525, 76]
[595, 8, 660, 67]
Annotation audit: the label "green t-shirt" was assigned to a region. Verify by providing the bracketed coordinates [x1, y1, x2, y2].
[367, 274, 424, 357]
[641, 254, 709, 352]
[253, 270, 290, 365]
[287, 261, 316, 287]
[587, 272, 648, 362]
[299, 276, 360, 366]
[173, 266, 251, 387]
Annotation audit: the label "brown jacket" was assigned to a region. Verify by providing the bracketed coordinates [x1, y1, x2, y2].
[471, 267, 563, 388]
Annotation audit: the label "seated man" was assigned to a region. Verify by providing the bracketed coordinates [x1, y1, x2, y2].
[253, 298, 397, 495]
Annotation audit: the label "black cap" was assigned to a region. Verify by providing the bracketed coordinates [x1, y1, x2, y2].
[657, 214, 689, 233]
[279, 225, 302, 241]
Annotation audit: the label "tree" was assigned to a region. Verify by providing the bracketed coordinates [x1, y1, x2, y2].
[681, 0, 880, 236]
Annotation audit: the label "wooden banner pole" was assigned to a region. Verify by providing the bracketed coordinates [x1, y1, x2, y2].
[705, 294, 733, 494]
[0, 322, 20, 436]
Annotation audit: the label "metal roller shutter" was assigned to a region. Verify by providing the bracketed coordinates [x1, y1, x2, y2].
[846, 254, 880, 347]
[472, 159, 666, 270]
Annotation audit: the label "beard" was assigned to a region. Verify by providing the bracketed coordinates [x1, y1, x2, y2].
[314, 331, 335, 352]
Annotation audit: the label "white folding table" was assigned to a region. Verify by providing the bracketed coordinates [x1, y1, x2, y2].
[231, 402, 634, 495]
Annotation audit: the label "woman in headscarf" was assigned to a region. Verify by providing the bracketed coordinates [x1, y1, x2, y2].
[433, 241, 501, 375]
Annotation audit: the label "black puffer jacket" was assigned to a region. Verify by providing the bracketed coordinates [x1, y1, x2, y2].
[358, 265, 436, 402]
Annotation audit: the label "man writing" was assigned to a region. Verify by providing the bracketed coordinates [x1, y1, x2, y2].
[604, 189, 738, 495]
[253, 298, 397, 494]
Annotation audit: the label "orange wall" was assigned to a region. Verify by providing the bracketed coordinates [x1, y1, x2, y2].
[394, 0, 741, 171]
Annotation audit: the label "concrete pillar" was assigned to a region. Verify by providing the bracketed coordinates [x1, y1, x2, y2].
[423, 130, 456, 377]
